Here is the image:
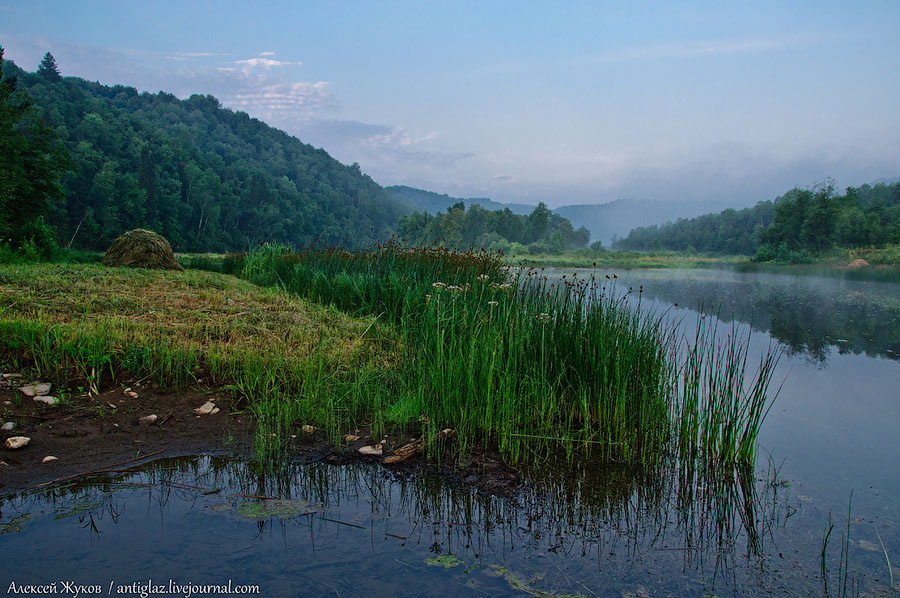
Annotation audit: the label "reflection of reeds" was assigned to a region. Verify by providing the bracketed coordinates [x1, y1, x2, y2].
[4, 454, 790, 596]
[236, 243, 781, 468]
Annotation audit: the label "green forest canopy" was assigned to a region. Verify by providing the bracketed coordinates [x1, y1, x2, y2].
[398, 201, 591, 253]
[2, 52, 404, 253]
[0, 47, 69, 252]
[613, 181, 900, 259]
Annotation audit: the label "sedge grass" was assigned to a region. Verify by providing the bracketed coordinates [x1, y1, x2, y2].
[232, 243, 781, 467]
[1, 250, 781, 469]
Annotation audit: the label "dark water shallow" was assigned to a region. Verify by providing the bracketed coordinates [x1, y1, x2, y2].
[2, 269, 898, 597]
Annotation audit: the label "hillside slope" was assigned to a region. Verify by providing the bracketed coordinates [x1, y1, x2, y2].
[556, 198, 728, 246]
[386, 185, 535, 215]
[6, 59, 404, 252]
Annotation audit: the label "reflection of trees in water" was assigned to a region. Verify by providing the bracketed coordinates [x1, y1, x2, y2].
[5, 455, 791, 595]
[624, 274, 900, 364]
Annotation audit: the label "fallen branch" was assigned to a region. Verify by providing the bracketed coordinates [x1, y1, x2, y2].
[21, 449, 166, 494]
[383, 438, 422, 465]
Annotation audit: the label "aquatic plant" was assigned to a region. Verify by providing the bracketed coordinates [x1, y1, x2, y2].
[235, 243, 781, 467]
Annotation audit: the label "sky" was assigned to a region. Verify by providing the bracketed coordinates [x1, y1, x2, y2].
[2, 1, 899, 208]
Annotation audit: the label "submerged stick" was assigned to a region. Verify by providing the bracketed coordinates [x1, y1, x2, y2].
[22, 448, 166, 494]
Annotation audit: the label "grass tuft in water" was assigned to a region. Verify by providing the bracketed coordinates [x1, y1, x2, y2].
[233, 243, 781, 467]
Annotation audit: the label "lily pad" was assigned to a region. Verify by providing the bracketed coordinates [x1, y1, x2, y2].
[234, 499, 317, 520]
[54, 498, 107, 519]
[0, 514, 31, 534]
[425, 555, 463, 568]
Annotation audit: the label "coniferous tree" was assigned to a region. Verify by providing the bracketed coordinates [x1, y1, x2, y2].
[0, 46, 69, 252]
[37, 52, 62, 82]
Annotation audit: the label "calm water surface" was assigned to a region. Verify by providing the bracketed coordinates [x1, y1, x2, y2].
[2, 268, 898, 597]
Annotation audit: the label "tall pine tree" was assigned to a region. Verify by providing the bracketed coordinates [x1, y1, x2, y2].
[37, 52, 62, 82]
[0, 46, 69, 253]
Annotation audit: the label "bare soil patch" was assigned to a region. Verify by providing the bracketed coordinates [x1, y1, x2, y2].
[1, 379, 521, 498]
[0, 381, 251, 496]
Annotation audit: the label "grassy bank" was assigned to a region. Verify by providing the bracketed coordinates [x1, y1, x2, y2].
[505, 250, 741, 270]
[509, 247, 900, 283]
[1, 246, 781, 468]
[0, 263, 399, 450]
[233, 244, 780, 466]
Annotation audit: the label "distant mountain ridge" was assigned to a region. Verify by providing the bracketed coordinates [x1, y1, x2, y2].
[388, 184, 728, 246]
[386, 185, 535, 215]
[554, 198, 729, 245]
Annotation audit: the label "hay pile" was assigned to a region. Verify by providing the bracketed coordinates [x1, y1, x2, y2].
[102, 229, 184, 271]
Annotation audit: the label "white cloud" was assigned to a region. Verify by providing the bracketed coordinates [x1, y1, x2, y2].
[172, 51, 229, 58]
[363, 127, 438, 149]
[234, 57, 302, 72]
[467, 36, 808, 77]
[259, 51, 276, 57]
[224, 80, 337, 117]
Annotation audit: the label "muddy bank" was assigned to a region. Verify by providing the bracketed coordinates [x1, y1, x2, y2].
[1, 377, 521, 498]
[0, 379, 253, 496]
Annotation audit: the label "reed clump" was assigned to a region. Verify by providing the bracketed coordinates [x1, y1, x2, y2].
[233, 243, 781, 466]
[1, 247, 780, 468]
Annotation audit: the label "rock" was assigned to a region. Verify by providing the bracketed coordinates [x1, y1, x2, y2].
[5, 436, 30, 449]
[126, 391, 139, 398]
[1, 421, 15, 431]
[301, 425, 316, 434]
[344, 434, 361, 442]
[2, 373, 22, 379]
[19, 383, 51, 397]
[359, 443, 383, 457]
[107, 403, 118, 409]
[42, 456, 59, 463]
[193, 401, 219, 415]
[139, 414, 158, 425]
[33, 396, 59, 406]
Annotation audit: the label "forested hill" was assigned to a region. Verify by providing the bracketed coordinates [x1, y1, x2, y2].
[613, 182, 900, 258]
[385, 185, 535, 215]
[555, 198, 727, 246]
[6, 58, 404, 252]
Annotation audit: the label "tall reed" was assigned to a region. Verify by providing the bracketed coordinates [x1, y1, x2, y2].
[235, 243, 781, 466]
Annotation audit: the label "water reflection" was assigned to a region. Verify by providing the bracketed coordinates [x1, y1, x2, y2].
[1, 455, 809, 597]
[574, 268, 900, 364]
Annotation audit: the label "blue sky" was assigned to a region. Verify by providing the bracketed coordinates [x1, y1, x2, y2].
[2, 1, 899, 207]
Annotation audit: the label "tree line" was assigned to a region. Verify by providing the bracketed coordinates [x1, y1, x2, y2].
[614, 181, 900, 260]
[2, 50, 404, 256]
[397, 201, 591, 253]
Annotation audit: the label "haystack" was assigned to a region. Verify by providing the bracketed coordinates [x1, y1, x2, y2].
[102, 229, 183, 270]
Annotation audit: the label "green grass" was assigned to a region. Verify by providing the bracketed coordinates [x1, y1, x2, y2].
[0, 247, 782, 469]
[512, 246, 900, 283]
[505, 250, 741, 270]
[0, 262, 399, 459]
[229, 243, 781, 466]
